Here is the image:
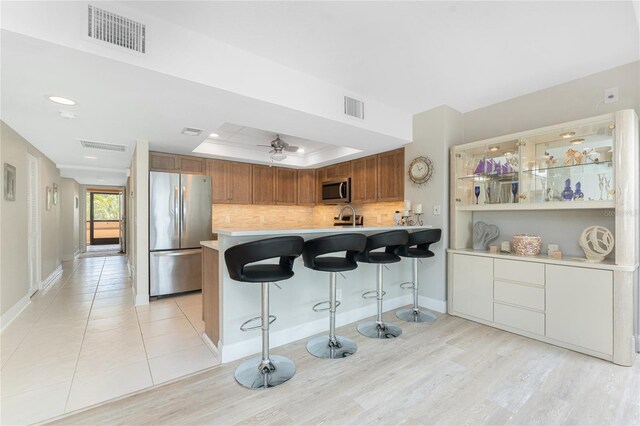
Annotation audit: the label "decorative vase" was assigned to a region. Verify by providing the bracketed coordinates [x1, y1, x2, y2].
[561, 178, 574, 201]
[573, 181, 584, 200]
[512, 234, 542, 256]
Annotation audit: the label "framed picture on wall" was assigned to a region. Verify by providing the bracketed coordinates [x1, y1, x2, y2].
[3, 163, 16, 201]
[46, 186, 52, 211]
[53, 183, 59, 205]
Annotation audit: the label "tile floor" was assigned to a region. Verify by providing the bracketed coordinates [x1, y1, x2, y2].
[0, 255, 219, 425]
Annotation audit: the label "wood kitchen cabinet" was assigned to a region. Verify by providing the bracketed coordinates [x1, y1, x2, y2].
[150, 152, 180, 172]
[178, 155, 205, 175]
[377, 148, 405, 201]
[351, 155, 377, 203]
[275, 167, 297, 205]
[322, 162, 351, 180]
[297, 169, 316, 205]
[206, 159, 252, 204]
[252, 165, 276, 204]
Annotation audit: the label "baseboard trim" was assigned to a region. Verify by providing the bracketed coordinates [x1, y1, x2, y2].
[62, 250, 80, 262]
[134, 293, 149, 306]
[418, 296, 447, 313]
[220, 294, 413, 363]
[201, 333, 220, 357]
[1, 293, 31, 332]
[41, 265, 63, 290]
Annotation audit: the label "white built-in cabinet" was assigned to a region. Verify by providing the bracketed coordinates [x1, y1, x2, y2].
[448, 110, 639, 366]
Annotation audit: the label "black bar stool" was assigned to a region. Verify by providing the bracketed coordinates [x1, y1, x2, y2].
[356, 230, 409, 339]
[302, 233, 367, 359]
[224, 236, 304, 389]
[396, 229, 442, 323]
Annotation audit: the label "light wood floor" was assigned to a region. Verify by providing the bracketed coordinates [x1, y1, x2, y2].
[52, 310, 639, 425]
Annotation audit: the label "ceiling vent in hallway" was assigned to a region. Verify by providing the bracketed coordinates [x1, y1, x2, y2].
[88, 5, 146, 53]
[79, 139, 126, 152]
[344, 96, 365, 120]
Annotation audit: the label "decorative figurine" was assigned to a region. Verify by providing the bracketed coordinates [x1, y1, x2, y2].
[561, 178, 574, 201]
[474, 185, 480, 205]
[474, 159, 485, 175]
[598, 173, 606, 200]
[494, 160, 502, 175]
[573, 181, 584, 200]
[472, 221, 500, 250]
[604, 177, 612, 200]
[579, 225, 614, 262]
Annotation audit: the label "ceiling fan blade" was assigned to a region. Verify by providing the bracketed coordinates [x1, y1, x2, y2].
[257, 144, 272, 148]
[284, 145, 299, 152]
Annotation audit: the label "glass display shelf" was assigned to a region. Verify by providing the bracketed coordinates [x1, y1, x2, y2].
[454, 117, 615, 209]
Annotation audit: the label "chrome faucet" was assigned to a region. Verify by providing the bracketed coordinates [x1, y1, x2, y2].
[338, 205, 357, 227]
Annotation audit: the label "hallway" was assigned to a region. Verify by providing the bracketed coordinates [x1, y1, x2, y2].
[0, 255, 219, 425]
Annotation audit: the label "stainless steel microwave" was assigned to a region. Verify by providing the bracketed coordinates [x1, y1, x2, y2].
[321, 178, 351, 204]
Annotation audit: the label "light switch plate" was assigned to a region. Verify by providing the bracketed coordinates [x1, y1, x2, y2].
[433, 205, 441, 215]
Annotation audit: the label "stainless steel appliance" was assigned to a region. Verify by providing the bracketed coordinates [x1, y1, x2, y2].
[321, 178, 351, 204]
[149, 172, 211, 296]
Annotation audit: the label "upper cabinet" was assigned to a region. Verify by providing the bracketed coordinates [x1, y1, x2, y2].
[453, 116, 616, 210]
[275, 167, 298, 205]
[377, 148, 405, 201]
[252, 165, 275, 205]
[206, 159, 252, 204]
[351, 155, 377, 203]
[297, 169, 316, 205]
[150, 152, 180, 172]
[150, 152, 205, 175]
[322, 162, 351, 181]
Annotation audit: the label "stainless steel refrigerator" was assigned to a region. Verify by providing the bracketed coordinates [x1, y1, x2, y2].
[149, 172, 212, 296]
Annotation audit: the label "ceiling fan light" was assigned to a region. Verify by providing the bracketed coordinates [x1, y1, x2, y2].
[270, 152, 286, 161]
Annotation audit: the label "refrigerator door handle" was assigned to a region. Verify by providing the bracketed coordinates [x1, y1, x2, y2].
[152, 249, 201, 257]
[174, 185, 179, 235]
[181, 185, 187, 241]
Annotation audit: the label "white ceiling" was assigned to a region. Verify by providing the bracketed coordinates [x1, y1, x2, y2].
[126, 1, 640, 114]
[1, 1, 638, 186]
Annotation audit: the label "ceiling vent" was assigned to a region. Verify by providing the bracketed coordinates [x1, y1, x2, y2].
[79, 139, 126, 152]
[88, 5, 146, 53]
[181, 127, 203, 136]
[344, 96, 365, 120]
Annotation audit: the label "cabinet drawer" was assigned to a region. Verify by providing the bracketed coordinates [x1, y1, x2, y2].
[494, 303, 545, 335]
[494, 259, 544, 286]
[494, 280, 544, 311]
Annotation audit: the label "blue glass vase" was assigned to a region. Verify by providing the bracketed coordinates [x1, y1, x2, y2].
[561, 178, 574, 201]
[573, 181, 584, 200]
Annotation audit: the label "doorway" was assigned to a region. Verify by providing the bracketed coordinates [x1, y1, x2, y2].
[86, 190, 123, 251]
[27, 153, 40, 295]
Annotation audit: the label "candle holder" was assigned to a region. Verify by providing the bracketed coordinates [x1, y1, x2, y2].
[400, 211, 423, 226]
[414, 212, 424, 226]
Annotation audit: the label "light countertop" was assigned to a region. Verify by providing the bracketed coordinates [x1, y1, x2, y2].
[213, 224, 432, 237]
[200, 240, 220, 250]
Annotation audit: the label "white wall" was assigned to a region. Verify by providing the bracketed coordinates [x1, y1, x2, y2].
[60, 177, 80, 261]
[1, 121, 67, 325]
[130, 141, 149, 306]
[406, 106, 463, 306]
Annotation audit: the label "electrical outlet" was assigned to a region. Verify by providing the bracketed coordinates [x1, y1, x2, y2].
[336, 289, 343, 302]
[604, 87, 619, 104]
[433, 205, 441, 215]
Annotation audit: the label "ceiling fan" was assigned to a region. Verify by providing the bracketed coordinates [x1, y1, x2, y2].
[257, 135, 299, 161]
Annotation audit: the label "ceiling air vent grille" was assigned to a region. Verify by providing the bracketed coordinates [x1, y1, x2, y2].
[80, 139, 126, 152]
[88, 5, 146, 53]
[344, 96, 365, 120]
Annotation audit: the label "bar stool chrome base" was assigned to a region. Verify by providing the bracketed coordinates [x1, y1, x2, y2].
[357, 320, 402, 339]
[234, 355, 296, 389]
[396, 307, 437, 323]
[307, 335, 357, 359]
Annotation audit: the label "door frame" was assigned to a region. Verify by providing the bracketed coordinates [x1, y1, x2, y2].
[89, 191, 121, 245]
[26, 153, 41, 294]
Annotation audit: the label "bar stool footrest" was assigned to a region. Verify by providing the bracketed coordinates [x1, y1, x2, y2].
[240, 315, 276, 332]
[399, 281, 415, 290]
[361, 290, 386, 299]
[312, 300, 341, 312]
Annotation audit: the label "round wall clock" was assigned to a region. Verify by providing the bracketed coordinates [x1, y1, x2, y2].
[408, 156, 434, 185]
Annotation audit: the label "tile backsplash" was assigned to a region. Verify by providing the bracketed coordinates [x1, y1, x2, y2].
[212, 201, 403, 231]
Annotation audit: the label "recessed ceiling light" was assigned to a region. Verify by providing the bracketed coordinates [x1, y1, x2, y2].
[48, 96, 76, 106]
[570, 138, 585, 145]
[503, 151, 513, 156]
[59, 111, 77, 119]
[560, 131, 575, 139]
[209, 133, 219, 138]
[84, 156, 98, 160]
[489, 146, 499, 152]
[297, 148, 305, 153]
